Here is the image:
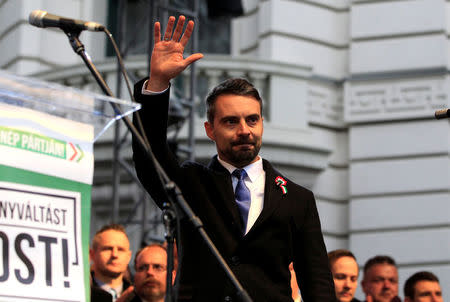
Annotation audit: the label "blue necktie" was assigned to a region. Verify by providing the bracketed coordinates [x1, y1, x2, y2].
[232, 169, 251, 233]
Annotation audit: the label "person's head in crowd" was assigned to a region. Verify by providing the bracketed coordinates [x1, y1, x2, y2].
[361, 255, 399, 302]
[404, 271, 443, 302]
[328, 249, 359, 302]
[133, 243, 176, 302]
[90, 224, 132, 286]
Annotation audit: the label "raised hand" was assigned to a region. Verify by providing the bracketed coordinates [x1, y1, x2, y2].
[147, 15, 204, 91]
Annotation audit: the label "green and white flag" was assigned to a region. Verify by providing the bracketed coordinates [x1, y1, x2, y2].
[0, 103, 93, 302]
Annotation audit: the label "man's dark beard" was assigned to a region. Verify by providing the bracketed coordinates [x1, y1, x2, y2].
[226, 139, 261, 167]
[138, 279, 164, 301]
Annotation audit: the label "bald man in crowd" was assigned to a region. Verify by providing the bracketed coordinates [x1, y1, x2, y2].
[90, 224, 133, 302]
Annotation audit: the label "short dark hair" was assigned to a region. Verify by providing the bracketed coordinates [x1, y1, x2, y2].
[328, 249, 357, 268]
[404, 271, 440, 299]
[205, 78, 263, 123]
[363, 255, 397, 275]
[91, 223, 129, 250]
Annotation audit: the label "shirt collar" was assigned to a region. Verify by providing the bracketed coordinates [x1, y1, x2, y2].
[217, 156, 263, 183]
[93, 276, 123, 296]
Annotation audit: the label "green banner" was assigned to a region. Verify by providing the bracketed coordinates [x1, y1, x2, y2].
[0, 126, 66, 159]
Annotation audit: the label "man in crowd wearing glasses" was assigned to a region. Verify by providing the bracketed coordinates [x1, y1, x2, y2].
[117, 244, 176, 302]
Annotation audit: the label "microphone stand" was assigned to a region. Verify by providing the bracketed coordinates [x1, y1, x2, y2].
[162, 199, 176, 302]
[63, 29, 253, 302]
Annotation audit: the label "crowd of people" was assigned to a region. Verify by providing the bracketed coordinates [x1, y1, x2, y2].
[89, 223, 443, 302]
[89, 224, 174, 302]
[325, 250, 443, 302]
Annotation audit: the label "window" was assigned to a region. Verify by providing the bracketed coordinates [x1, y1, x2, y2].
[106, 0, 232, 57]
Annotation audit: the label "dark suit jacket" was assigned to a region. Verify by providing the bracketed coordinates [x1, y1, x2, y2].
[90, 271, 132, 302]
[91, 286, 112, 302]
[132, 79, 336, 302]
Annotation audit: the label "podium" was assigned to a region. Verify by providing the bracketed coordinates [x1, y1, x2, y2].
[0, 70, 140, 302]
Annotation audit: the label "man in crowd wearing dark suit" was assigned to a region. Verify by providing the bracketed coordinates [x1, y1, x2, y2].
[132, 15, 335, 301]
[90, 224, 132, 302]
[328, 249, 361, 302]
[404, 271, 443, 302]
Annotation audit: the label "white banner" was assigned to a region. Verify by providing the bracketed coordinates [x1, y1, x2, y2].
[0, 182, 85, 302]
[0, 104, 93, 302]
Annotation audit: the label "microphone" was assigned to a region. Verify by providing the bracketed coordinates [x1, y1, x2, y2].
[28, 10, 104, 32]
[435, 108, 450, 119]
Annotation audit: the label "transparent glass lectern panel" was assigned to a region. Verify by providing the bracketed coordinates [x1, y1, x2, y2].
[0, 70, 140, 141]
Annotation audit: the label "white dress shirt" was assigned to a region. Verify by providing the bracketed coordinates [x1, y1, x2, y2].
[218, 156, 265, 235]
[141, 80, 168, 95]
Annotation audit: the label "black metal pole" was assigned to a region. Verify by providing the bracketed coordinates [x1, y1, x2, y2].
[187, 0, 199, 161]
[111, 0, 127, 223]
[162, 201, 176, 302]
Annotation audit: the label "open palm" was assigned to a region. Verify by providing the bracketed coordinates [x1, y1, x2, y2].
[148, 16, 203, 91]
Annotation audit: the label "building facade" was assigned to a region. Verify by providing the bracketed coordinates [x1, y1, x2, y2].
[0, 0, 448, 300]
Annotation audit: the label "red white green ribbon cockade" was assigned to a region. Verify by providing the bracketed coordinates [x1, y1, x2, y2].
[275, 176, 287, 194]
